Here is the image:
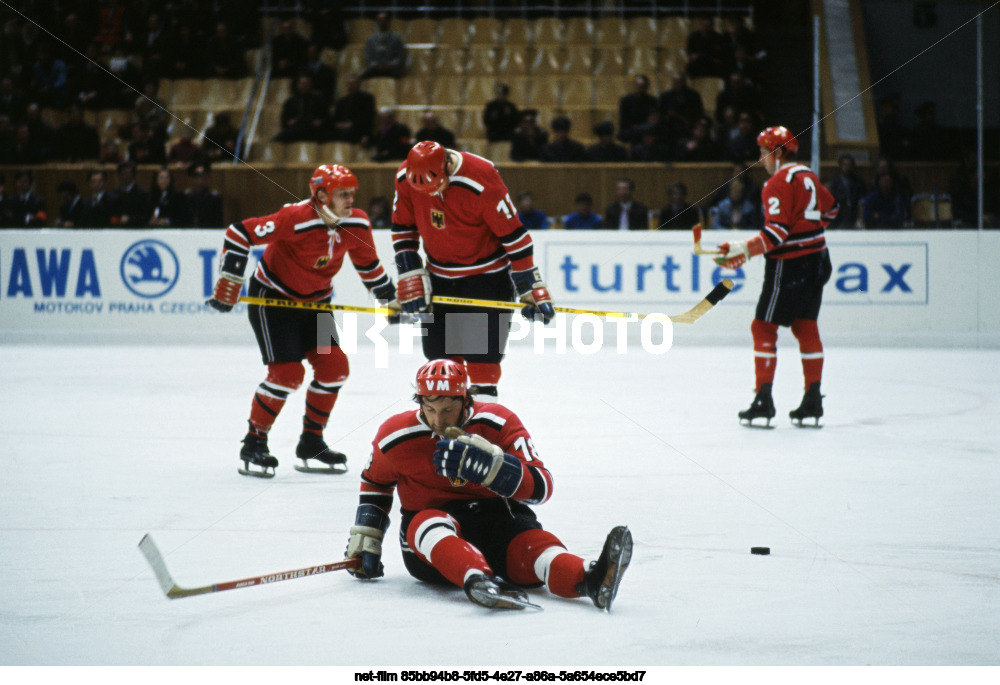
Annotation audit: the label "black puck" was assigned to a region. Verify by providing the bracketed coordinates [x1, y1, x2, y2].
[750, 546, 770, 555]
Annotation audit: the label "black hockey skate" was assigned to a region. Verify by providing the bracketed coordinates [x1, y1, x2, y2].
[238, 433, 278, 478]
[739, 383, 776, 428]
[293, 432, 348, 474]
[464, 573, 541, 611]
[577, 525, 633, 612]
[789, 382, 824, 428]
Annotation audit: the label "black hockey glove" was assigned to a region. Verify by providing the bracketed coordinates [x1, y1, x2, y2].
[433, 432, 523, 498]
[511, 268, 555, 324]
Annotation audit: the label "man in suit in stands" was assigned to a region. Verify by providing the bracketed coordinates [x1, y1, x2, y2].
[603, 178, 649, 230]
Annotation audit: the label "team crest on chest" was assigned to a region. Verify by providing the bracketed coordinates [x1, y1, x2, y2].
[314, 255, 331, 269]
[430, 208, 445, 230]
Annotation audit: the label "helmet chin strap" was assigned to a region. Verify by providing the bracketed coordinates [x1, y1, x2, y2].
[316, 200, 345, 226]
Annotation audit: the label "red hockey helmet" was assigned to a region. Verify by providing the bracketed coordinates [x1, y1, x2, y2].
[310, 164, 357, 202]
[415, 359, 468, 397]
[756, 126, 799, 155]
[404, 141, 448, 195]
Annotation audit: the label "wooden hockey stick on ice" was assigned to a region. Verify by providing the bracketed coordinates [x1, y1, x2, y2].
[432, 279, 734, 325]
[138, 534, 359, 600]
[692, 222, 722, 255]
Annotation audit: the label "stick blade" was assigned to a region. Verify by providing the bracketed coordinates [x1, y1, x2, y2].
[670, 279, 734, 324]
[138, 534, 179, 598]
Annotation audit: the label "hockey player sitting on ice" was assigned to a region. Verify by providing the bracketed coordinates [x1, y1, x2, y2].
[206, 164, 397, 477]
[344, 359, 632, 611]
[713, 126, 839, 428]
[391, 140, 556, 398]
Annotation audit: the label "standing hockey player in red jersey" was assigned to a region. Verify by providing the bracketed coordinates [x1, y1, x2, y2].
[715, 126, 839, 427]
[206, 164, 397, 477]
[344, 359, 632, 611]
[390, 141, 556, 398]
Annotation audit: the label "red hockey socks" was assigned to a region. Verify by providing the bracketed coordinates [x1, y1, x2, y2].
[751, 318, 779, 392]
[302, 348, 349, 435]
[408, 510, 491, 587]
[247, 362, 304, 436]
[466, 361, 501, 397]
[790, 318, 824, 389]
[507, 529, 586, 598]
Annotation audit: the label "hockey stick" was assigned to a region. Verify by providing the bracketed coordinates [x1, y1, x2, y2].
[238, 296, 395, 316]
[138, 534, 360, 599]
[432, 279, 733, 325]
[692, 222, 722, 255]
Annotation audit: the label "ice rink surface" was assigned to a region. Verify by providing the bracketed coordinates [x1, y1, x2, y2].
[2, 333, 999, 673]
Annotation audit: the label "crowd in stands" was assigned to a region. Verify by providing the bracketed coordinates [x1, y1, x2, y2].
[0, 3, 995, 229]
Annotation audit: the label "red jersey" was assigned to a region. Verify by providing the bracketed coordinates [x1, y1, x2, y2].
[222, 200, 390, 301]
[760, 162, 839, 260]
[359, 401, 554, 517]
[390, 151, 536, 279]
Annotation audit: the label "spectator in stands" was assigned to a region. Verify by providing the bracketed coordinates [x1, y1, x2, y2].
[950, 149, 997, 228]
[711, 162, 761, 215]
[629, 121, 672, 163]
[617, 74, 658, 144]
[509, 110, 548, 162]
[862, 173, 907, 228]
[414, 110, 457, 149]
[876, 93, 909, 161]
[658, 182, 698, 231]
[131, 80, 168, 145]
[368, 195, 391, 228]
[127, 122, 167, 165]
[723, 16, 758, 59]
[115, 160, 151, 228]
[361, 12, 406, 79]
[825, 153, 866, 228]
[871, 155, 913, 223]
[658, 72, 704, 129]
[24, 102, 54, 159]
[29, 43, 69, 109]
[184, 162, 224, 228]
[168, 133, 203, 166]
[2, 169, 47, 228]
[483, 83, 520, 143]
[325, 74, 376, 144]
[516, 192, 549, 230]
[305, 0, 348, 51]
[369, 107, 412, 162]
[686, 15, 731, 79]
[909, 100, 951, 161]
[165, 22, 204, 79]
[585, 121, 629, 162]
[202, 112, 240, 163]
[0, 76, 28, 124]
[271, 20, 310, 79]
[562, 192, 603, 229]
[675, 116, 723, 162]
[205, 21, 248, 79]
[99, 139, 123, 165]
[149, 167, 189, 227]
[604, 178, 649, 230]
[105, 44, 143, 108]
[138, 13, 170, 81]
[55, 180, 82, 227]
[730, 43, 765, 91]
[725, 110, 760, 163]
[77, 169, 121, 228]
[301, 43, 337, 106]
[51, 104, 101, 162]
[275, 74, 328, 143]
[9, 122, 45, 164]
[709, 179, 760, 229]
[540, 116, 587, 163]
[715, 72, 761, 123]
[714, 105, 740, 146]
[75, 42, 108, 110]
